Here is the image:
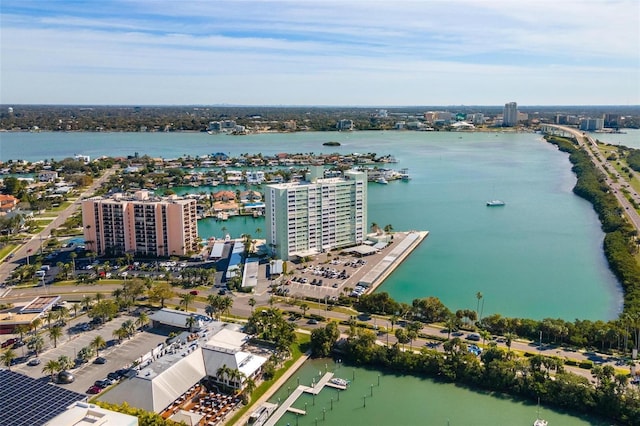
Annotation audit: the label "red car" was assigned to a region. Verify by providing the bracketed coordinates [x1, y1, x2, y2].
[1, 338, 18, 348]
[87, 385, 102, 394]
[189, 290, 199, 295]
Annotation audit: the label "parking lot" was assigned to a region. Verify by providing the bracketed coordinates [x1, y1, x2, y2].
[12, 314, 168, 394]
[270, 254, 370, 301]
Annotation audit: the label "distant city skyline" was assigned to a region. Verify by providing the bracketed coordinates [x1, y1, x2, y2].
[1, 0, 638, 106]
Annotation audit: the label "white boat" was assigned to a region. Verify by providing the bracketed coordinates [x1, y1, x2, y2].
[533, 398, 547, 426]
[486, 200, 505, 207]
[248, 402, 278, 426]
[376, 177, 388, 184]
[330, 377, 349, 386]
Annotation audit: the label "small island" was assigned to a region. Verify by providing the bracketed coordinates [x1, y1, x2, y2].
[323, 141, 341, 146]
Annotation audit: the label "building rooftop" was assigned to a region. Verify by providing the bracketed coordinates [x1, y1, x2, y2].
[0, 369, 87, 426]
[44, 402, 138, 426]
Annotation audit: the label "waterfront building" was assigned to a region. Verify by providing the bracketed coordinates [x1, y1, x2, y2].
[265, 166, 367, 260]
[336, 119, 354, 130]
[503, 102, 518, 127]
[579, 118, 605, 131]
[98, 323, 267, 413]
[81, 190, 198, 257]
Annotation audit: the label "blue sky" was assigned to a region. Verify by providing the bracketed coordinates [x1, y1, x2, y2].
[1, 0, 638, 105]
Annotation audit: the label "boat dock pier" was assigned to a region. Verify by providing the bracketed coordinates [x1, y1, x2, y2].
[263, 372, 343, 426]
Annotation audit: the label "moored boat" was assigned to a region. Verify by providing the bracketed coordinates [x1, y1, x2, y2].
[486, 200, 505, 207]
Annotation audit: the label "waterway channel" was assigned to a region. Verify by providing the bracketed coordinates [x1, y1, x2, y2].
[266, 358, 608, 426]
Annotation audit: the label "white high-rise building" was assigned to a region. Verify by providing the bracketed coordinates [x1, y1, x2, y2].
[265, 167, 367, 260]
[503, 102, 518, 127]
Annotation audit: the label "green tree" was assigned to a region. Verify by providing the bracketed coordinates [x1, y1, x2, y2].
[27, 335, 45, 357]
[91, 335, 106, 356]
[179, 293, 195, 312]
[42, 359, 61, 380]
[148, 282, 175, 308]
[1, 349, 17, 370]
[48, 325, 63, 348]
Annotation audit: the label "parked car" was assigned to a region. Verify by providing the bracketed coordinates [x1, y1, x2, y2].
[94, 357, 107, 364]
[87, 385, 103, 394]
[2, 338, 18, 348]
[27, 358, 41, 366]
[466, 333, 481, 342]
[307, 319, 319, 325]
[94, 379, 111, 388]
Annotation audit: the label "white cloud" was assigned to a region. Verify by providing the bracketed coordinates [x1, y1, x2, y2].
[0, 0, 638, 104]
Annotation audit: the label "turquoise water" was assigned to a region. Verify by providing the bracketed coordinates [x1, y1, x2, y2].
[267, 359, 607, 426]
[0, 131, 622, 320]
[592, 129, 640, 149]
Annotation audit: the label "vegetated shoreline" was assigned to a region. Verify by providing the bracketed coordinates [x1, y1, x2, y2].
[545, 135, 640, 314]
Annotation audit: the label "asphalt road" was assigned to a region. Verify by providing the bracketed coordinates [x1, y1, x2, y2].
[0, 166, 118, 286]
[547, 125, 640, 231]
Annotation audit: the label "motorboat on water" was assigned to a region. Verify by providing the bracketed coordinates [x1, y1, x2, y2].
[330, 377, 350, 387]
[486, 200, 505, 207]
[533, 420, 548, 426]
[376, 177, 388, 184]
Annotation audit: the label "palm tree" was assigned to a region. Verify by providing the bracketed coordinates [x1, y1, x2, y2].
[122, 320, 136, 338]
[383, 224, 393, 233]
[42, 359, 61, 380]
[91, 335, 106, 356]
[216, 364, 231, 386]
[71, 303, 81, 318]
[300, 303, 309, 317]
[45, 310, 58, 329]
[48, 325, 63, 348]
[94, 292, 104, 302]
[56, 306, 69, 325]
[14, 324, 30, 341]
[248, 297, 256, 313]
[30, 318, 42, 334]
[476, 291, 483, 321]
[242, 375, 256, 403]
[113, 327, 128, 343]
[185, 315, 197, 331]
[27, 335, 45, 357]
[1, 349, 17, 370]
[479, 329, 491, 346]
[57, 355, 73, 371]
[81, 295, 93, 312]
[69, 252, 77, 276]
[179, 293, 195, 312]
[136, 312, 149, 329]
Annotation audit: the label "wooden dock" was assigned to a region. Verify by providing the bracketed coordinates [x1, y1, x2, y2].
[263, 372, 342, 426]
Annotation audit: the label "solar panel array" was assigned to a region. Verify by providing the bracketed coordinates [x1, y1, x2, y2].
[0, 369, 86, 426]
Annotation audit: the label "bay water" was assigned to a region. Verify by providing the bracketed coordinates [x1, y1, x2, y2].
[0, 130, 623, 320]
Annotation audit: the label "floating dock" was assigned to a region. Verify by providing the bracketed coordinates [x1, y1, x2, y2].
[263, 372, 344, 426]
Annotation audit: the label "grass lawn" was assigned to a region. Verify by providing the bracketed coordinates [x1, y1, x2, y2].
[49, 201, 73, 212]
[225, 334, 311, 426]
[0, 244, 17, 259]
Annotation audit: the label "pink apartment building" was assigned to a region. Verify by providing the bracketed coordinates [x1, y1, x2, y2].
[81, 190, 199, 257]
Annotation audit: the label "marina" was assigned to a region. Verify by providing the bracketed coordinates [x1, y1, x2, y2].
[265, 359, 606, 426]
[263, 372, 348, 426]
